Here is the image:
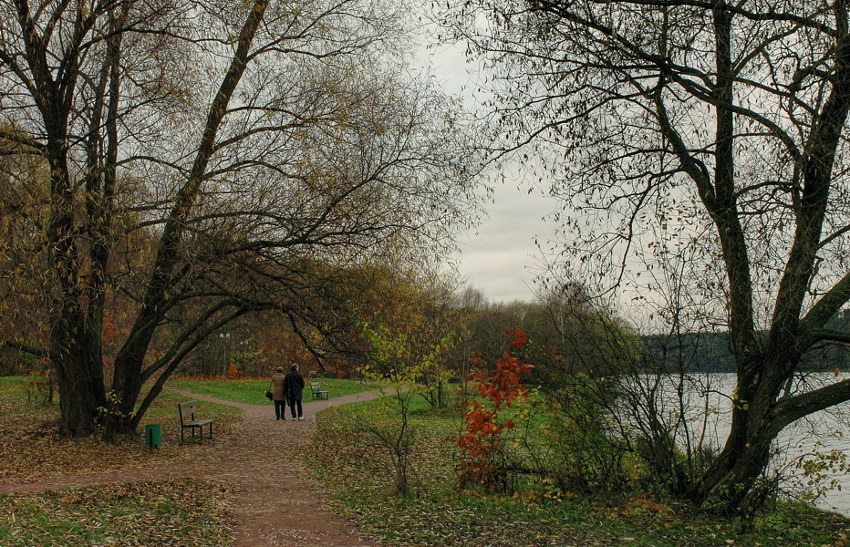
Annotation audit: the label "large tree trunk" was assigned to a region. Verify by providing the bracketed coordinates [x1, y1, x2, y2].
[51, 310, 106, 437]
[45, 121, 108, 435]
[699, 425, 775, 512]
[104, 347, 147, 438]
[698, 354, 797, 511]
[699, 412, 772, 510]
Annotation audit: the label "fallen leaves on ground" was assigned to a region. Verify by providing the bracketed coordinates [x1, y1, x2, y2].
[0, 478, 235, 546]
[306, 400, 850, 547]
[0, 386, 240, 485]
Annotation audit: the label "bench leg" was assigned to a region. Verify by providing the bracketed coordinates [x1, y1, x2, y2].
[179, 424, 213, 444]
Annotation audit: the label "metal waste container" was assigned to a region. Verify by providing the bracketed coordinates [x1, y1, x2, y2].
[145, 423, 162, 448]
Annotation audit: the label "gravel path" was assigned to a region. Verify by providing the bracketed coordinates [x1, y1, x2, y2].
[0, 388, 384, 546]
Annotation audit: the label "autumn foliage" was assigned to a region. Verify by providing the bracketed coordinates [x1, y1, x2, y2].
[454, 328, 532, 491]
[225, 364, 243, 380]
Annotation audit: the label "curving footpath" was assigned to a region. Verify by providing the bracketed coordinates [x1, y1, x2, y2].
[0, 388, 385, 546]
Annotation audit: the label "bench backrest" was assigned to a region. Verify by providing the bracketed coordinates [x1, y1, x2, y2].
[178, 401, 197, 424]
[310, 382, 321, 391]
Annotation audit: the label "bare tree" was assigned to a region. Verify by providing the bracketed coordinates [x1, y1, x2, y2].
[0, 0, 479, 437]
[438, 0, 850, 510]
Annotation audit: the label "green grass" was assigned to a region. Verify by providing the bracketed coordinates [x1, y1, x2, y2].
[0, 479, 234, 546]
[0, 374, 36, 399]
[166, 377, 378, 405]
[0, 374, 55, 414]
[0, 375, 242, 424]
[307, 391, 850, 547]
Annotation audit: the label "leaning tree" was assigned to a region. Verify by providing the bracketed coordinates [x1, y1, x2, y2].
[0, 0, 478, 438]
[438, 0, 850, 510]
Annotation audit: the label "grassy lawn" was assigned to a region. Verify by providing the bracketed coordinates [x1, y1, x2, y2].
[0, 376, 242, 484]
[307, 392, 850, 547]
[0, 374, 56, 422]
[167, 376, 378, 405]
[0, 479, 234, 546]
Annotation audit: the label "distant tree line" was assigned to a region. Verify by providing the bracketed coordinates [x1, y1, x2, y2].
[643, 309, 850, 373]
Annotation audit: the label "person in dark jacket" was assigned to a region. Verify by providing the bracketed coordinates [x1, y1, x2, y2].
[283, 363, 305, 420]
[271, 366, 287, 420]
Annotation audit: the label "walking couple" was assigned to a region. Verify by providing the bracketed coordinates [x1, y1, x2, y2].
[270, 364, 305, 420]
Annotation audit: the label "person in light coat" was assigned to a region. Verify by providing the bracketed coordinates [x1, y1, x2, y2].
[271, 366, 287, 420]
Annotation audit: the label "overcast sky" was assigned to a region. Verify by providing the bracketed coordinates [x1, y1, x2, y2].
[453, 183, 561, 303]
[421, 40, 563, 304]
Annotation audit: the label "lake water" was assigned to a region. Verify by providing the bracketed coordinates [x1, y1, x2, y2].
[635, 373, 850, 516]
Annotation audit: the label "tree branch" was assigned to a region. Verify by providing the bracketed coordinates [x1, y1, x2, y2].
[3, 340, 47, 358]
[771, 378, 850, 434]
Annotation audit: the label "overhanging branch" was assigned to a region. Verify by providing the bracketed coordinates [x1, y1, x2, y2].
[771, 378, 850, 433]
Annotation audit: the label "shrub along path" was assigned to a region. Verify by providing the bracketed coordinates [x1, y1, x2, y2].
[0, 388, 384, 546]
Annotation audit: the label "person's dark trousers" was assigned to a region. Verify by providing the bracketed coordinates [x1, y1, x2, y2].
[288, 398, 303, 419]
[274, 399, 286, 420]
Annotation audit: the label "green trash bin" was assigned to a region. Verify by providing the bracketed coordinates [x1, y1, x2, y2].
[145, 423, 161, 448]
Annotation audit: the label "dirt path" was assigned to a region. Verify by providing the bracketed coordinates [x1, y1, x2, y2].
[0, 388, 384, 546]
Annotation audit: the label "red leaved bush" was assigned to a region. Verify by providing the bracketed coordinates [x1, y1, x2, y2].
[454, 328, 533, 491]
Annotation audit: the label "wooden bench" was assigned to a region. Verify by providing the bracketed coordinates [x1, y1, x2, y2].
[178, 401, 213, 444]
[310, 381, 329, 400]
